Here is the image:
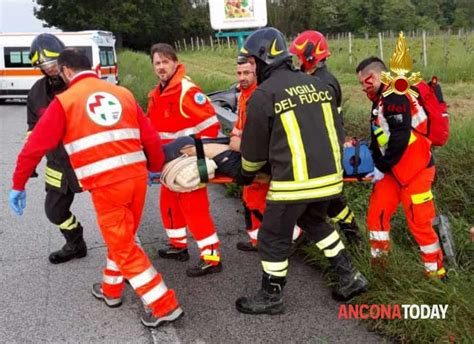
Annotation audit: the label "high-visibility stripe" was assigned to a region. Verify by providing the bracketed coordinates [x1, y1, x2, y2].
[74, 151, 146, 179]
[103, 275, 124, 285]
[58, 214, 78, 230]
[45, 166, 63, 180]
[106, 258, 120, 272]
[369, 231, 390, 241]
[281, 110, 308, 181]
[196, 233, 219, 249]
[267, 182, 343, 201]
[165, 227, 187, 239]
[411, 190, 433, 204]
[174, 238, 188, 245]
[270, 172, 342, 191]
[262, 260, 288, 277]
[374, 127, 389, 147]
[64, 128, 141, 155]
[420, 241, 440, 254]
[411, 108, 427, 129]
[324, 241, 345, 257]
[203, 254, 221, 262]
[141, 281, 168, 305]
[45, 175, 61, 188]
[330, 206, 353, 223]
[242, 157, 267, 172]
[321, 102, 342, 174]
[424, 262, 438, 272]
[129, 266, 157, 289]
[159, 116, 219, 139]
[247, 228, 259, 240]
[316, 230, 340, 250]
[371, 248, 388, 258]
[292, 225, 303, 241]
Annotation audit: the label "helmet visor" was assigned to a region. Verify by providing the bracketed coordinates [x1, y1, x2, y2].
[37, 59, 59, 76]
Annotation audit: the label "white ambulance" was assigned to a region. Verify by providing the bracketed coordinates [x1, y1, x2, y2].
[0, 30, 118, 103]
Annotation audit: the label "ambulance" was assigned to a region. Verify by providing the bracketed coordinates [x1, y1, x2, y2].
[0, 30, 118, 103]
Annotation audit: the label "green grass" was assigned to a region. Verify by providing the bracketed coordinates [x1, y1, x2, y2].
[117, 41, 474, 343]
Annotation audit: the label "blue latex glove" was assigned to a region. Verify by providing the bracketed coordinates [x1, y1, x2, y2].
[367, 167, 385, 183]
[9, 190, 27, 216]
[148, 172, 161, 186]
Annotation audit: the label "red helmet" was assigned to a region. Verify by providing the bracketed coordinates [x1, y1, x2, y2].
[289, 30, 331, 71]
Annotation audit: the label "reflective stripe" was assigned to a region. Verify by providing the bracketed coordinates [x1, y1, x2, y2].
[424, 262, 438, 272]
[324, 241, 345, 257]
[242, 157, 266, 173]
[267, 182, 343, 201]
[292, 225, 302, 241]
[411, 190, 433, 204]
[316, 230, 340, 250]
[248, 228, 259, 240]
[270, 172, 342, 191]
[411, 108, 427, 129]
[46, 166, 62, 179]
[322, 102, 342, 174]
[128, 266, 157, 289]
[103, 275, 124, 285]
[58, 214, 78, 230]
[106, 258, 120, 272]
[64, 128, 141, 155]
[371, 248, 388, 258]
[420, 241, 441, 254]
[331, 206, 354, 223]
[369, 231, 390, 241]
[180, 78, 196, 119]
[262, 260, 288, 277]
[337, 106, 342, 114]
[203, 254, 221, 262]
[374, 127, 389, 147]
[281, 110, 308, 181]
[141, 281, 168, 305]
[74, 151, 146, 179]
[174, 238, 188, 245]
[159, 116, 219, 140]
[196, 233, 219, 249]
[165, 227, 187, 239]
[45, 175, 61, 188]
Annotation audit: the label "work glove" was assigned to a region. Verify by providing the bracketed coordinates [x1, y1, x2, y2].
[234, 169, 255, 186]
[367, 167, 384, 183]
[148, 171, 161, 186]
[9, 189, 27, 216]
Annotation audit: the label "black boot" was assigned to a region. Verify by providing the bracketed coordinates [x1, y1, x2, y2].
[235, 272, 286, 315]
[49, 224, 87, 264]
[329, 251, 369, 302]
[339, 219, 363, 245]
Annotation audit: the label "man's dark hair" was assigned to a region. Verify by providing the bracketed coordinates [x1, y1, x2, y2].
[58, 48, 92, 71]
[150, 43, 178, 62]
[356, 56, 387, 74]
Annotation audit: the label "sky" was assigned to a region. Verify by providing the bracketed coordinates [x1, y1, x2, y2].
[0, 0, 59, 33]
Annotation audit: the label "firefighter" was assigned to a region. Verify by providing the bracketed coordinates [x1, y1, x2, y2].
[231, 55, 302, 251]
[26, 33, 87, 264]
[235, 27, 369, 315]
[147, 43, 222, 277]
[8, 48, 183, 327]
[356, 54, 445, 278]
[289, 30, 362, 246]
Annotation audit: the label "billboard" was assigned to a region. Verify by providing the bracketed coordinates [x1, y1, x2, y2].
[209, 0, 268, 30]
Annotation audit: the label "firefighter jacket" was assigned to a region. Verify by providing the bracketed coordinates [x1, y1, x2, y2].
[147, 64, 220, 143]
[370, 90, 432, 185]
[27, 76, 81, 193]
[231, 82, 257, 137]
[12, 72, 164, 192]
[240, 62, 345, 203]
[312, 65, 342, 113]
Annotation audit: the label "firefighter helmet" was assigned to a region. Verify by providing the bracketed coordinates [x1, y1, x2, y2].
[240, 27, 291, 66]
[289, 30, 331, 71]
[29, 33, 65, 68]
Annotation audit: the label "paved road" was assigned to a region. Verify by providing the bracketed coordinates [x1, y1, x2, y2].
[0, 103, 383, 343]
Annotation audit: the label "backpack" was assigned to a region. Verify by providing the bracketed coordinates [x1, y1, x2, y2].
[414, 76, 450, 147]
[342, 138, 374, 178]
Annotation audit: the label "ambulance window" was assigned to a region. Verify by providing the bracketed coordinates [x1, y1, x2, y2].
[99, 47, 114, 66]
[4, 47, 31, 68]
[107, 50, 115, 65]
[99, 49, 108, 66]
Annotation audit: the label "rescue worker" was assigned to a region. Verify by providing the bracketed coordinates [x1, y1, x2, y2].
[289, 30, 362, 245]
[356, 55, 445, 278]
[8, 48, 183, 327]
[147, 43, 222, 277]
[230, 56, 302, 251]
[27, 33, 87, 264]
[235, 27, 369, 315]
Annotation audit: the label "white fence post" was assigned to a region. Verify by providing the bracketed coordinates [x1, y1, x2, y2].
[191, 37, 194, 51]
[378, 32, 384, 60]
[422, 30, 427, 68]
[227, 36, 231, 49]
[348, 32, 353, 65]
[183, 39, 187, 51]
[210, 35, 214, 50]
